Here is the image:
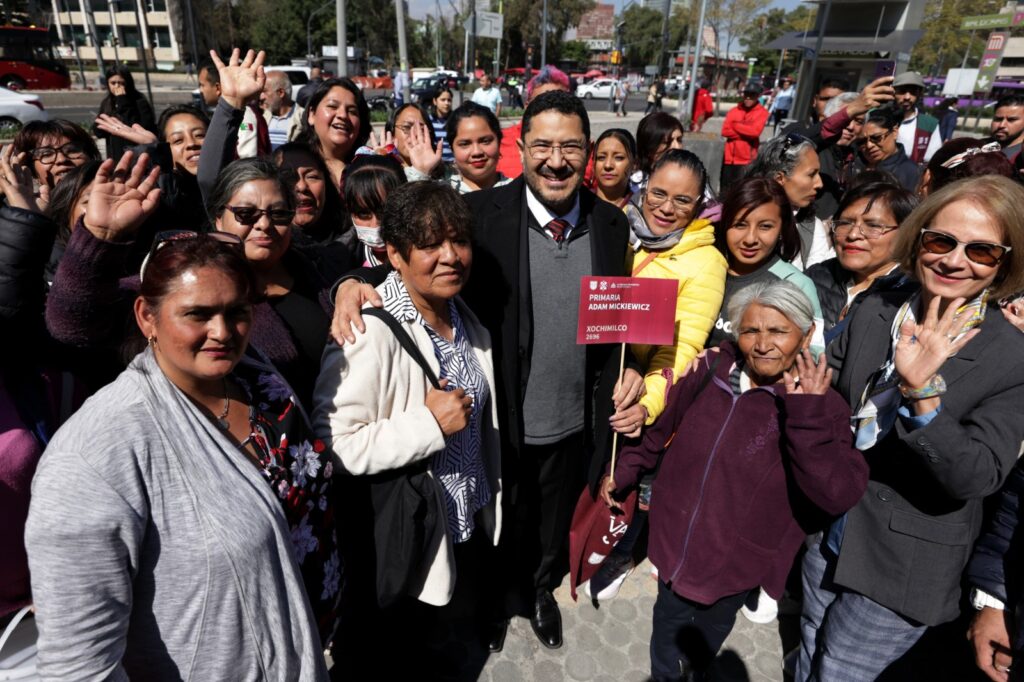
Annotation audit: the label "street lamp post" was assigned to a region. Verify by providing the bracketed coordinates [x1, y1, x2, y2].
[683, 0, 709, 127]
[336, 0, 348, 76]
[540, 0, 547, 66]
[306, 0, 333, 64]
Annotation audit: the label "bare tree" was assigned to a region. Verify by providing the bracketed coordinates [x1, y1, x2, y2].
[704, 0, 770, 113]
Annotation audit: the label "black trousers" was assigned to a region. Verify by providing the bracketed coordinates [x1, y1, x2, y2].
[719, 164, 748, 194]
[650, 581, 749, 680]
[504, 432, 584, 614]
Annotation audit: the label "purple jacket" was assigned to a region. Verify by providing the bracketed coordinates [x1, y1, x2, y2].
[613, 342, 868, 604]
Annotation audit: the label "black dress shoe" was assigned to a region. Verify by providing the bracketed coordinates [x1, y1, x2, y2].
[488, 618, 509, 653]
[530, 591, 563, 649]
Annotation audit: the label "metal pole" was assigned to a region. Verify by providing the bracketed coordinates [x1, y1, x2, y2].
[131, 0, 153, 106]
[60, 0, 87, 87]
[82, 0, 107, 78]
[493, 0, 502, 78]
[676, 25, 690, 115]
[469, 4, 476, 77]
[684, 0, 709, 127]
[336, 0, 348, 75]
[396, 0, 410, 100]
[183, 0, 199, 71]
[657, 0, 670, 75]
[960, 29, 975, 69]
[540, 0, 547, 66]
[107, 0, 121, 66]
[793, 0, 833, 124]
[307, 0, 332, 64]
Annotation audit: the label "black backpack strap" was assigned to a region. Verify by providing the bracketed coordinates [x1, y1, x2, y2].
[362, 307, 441, 389]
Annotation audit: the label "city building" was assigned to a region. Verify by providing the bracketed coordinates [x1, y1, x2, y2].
[49, 0, 183, 70]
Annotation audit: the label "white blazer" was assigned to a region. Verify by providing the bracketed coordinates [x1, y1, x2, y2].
[312, 293, 502, 606]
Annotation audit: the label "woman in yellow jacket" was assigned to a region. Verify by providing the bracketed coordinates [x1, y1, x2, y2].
[586, 149, 727, 602]
[618, 148, 728, 429]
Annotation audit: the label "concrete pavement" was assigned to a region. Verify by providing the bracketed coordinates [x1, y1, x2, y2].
[479, 560, 792, 682]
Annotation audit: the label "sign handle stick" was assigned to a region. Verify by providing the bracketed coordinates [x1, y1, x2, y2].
[609, 342, 627, 476]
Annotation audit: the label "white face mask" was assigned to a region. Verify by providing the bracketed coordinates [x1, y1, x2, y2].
[353, 221, 384, 248]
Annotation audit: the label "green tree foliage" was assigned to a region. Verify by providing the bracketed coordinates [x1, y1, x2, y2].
[620, 4, 664, 68]
[741, 5, 815, 80]
[503, 0, 594, 67]
[909, 0, 1001, 76]
[561, 40, 591, 67]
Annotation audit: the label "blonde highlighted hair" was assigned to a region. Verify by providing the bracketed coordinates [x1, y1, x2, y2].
[892, 175, 1024, 300]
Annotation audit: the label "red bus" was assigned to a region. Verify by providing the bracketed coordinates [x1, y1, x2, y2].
[0, 26, 70, 90]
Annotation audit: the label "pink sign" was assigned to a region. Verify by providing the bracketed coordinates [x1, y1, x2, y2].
[577, 276, 678, 346]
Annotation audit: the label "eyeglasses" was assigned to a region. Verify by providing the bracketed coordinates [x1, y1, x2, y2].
[919, 229, 1012, 267]
[863, 130, 895, 147]
[827, 218, 898, 240]
[525, 141, 587, 161]
[139, 230, 243, 282]
[395, 122, 425, 134]
[31, 143, 88, 165]
[224, 205, 296, 226]
[644, 188, 695, 215]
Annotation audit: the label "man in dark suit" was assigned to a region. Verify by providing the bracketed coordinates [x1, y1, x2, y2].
[330, 91, 641, 650]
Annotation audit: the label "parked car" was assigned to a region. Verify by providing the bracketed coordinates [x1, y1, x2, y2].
[410, 75, 457, 103]
[576, 78, 619, 99]
[0, 86, 46, 133]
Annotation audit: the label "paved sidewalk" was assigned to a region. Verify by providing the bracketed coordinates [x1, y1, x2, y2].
[479, 559, 793, 682]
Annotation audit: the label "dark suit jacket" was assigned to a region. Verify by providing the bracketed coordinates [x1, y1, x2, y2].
[461, 179, 632, 496]
[827, 288, 1024, 626]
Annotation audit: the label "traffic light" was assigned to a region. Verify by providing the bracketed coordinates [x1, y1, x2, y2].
[611, 50, 621, 65]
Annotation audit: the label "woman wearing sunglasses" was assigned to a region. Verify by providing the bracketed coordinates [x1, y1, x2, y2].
[797, 175, 1024, 681]
[27, 229, 336, 680]
[853, 103, 920, 192]
[47, 152, 335, 412]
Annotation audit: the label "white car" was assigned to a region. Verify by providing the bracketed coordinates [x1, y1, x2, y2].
[576, 78, 617, 99]
[0, 86, 46, 130]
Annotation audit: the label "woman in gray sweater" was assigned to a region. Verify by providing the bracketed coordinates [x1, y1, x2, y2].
[25, 156, 333, 680]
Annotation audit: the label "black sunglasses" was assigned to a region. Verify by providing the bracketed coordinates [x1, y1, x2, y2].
[224, 205, 296, 226]
[919, 229, 1011, 267]
[140, 230, 243, 282]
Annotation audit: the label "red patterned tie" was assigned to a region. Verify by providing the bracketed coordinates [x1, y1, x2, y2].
[546, 218, 570, 244]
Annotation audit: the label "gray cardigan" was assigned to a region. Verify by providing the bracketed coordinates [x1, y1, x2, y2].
[25, 349, 328, 681]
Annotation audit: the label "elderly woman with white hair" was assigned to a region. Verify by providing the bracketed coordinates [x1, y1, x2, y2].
[601, 280, 868, 682]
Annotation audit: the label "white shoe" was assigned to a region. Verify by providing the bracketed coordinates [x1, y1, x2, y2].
[740, 587, 779, 624]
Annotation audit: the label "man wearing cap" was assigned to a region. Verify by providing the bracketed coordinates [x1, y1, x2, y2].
[892, 71, 941, 164]
[721, 83, 770, 190]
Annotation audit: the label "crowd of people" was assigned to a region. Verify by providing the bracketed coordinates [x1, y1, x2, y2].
[4, 48, 1024, 682]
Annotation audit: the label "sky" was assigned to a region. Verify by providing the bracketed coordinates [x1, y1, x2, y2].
[407, 0, 804, 20]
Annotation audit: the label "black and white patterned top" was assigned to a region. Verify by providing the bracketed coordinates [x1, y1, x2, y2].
[381, 271, 491, 543]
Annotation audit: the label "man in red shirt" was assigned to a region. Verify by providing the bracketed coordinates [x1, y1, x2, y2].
[496, 65, 571, 179]
[719, 83, 770, 191]
[691, 79, 714, 132]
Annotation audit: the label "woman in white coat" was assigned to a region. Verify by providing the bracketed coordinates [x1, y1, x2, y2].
[313, 180, 500, 678]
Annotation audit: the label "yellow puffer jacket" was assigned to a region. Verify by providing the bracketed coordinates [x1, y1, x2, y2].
[629, 218, 727, 424]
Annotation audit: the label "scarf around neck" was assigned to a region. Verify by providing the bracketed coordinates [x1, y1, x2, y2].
[625, 202, 688, 250]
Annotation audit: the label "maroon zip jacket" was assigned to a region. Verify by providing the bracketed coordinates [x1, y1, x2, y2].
[613, 342, 868, 604]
